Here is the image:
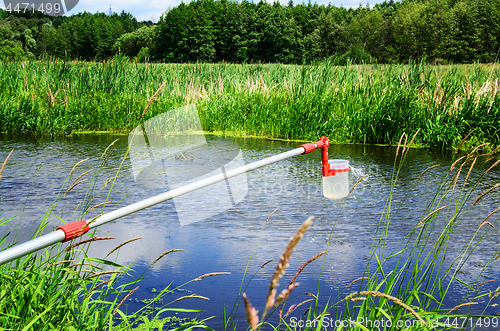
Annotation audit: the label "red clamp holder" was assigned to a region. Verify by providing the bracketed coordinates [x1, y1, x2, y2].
[56, 221, 89, 242]
[300, 137, 334, 176]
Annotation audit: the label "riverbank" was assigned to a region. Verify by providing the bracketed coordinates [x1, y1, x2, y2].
[0, 58, 499, 151]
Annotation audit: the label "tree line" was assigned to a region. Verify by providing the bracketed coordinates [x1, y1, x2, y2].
[1, 0, 500, 64]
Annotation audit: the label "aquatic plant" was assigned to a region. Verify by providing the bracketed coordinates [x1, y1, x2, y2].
[0, 58, 499, 151]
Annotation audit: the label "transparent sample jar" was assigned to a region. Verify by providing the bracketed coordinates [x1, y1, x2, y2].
[322, 159, 349, 199]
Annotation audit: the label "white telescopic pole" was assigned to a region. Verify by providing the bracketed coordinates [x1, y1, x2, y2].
[0, 146, 313, 265]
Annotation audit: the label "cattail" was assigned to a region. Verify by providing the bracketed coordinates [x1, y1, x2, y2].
[243, 293, 259, 331]
[113, 286, 139, 315]
[289, 251, 326, 287]
[141, 81, 167, 119]
[195, 272, 231, 281]
[445, 302, 477, 314]
[149, 249, 183, 267]
[105, 237, 143, 257]
[64, 236, 115, 252]
[266, 217, 313, 311]
[473, 184, 500, 205]
[0, 150, 13, 180]
[418, 164, 440, 180]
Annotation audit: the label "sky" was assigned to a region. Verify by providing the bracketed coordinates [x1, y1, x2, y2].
[65, 0, 380, 23]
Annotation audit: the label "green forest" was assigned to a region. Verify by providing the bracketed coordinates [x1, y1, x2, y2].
[1, 0, 500, 64]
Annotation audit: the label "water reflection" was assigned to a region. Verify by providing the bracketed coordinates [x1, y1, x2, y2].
[1, 134, 500, 329]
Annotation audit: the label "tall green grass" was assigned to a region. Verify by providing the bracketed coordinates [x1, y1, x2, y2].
[1, 57, 499, 150]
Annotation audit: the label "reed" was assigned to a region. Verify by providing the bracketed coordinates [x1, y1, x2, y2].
[1, 59, 499, 151]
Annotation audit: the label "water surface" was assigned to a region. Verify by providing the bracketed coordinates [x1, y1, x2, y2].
[1, 133, 500, 329]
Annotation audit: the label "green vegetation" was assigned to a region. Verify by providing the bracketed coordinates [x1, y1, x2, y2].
[1, 58, 499, 150]
[0, 146, 214, 331]
[227, 134, 500, 330]
[1, 0, 500, 63]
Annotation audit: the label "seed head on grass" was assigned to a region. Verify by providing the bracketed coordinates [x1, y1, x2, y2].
[86, 201, 110, 213]
[345, 291, 427, 326]
[64, 236, 116, 252]
[348, 175, 367, 196]
[417, 206, 447, 228]
[64, 178, 88, 197]
[194, 272, 231, 281]
[149, 249, 183, 267]
[71, 169, 92, 186]
[0, 150, 13, 180]
[482, 207, 500, 224]
[84, 270, 124, 281]
[275, 282, 299, 306]
[463, 157, 477, 188]
[113, 286, 139, 315]
[105, 237, 143, 258]
[455, 128, 478, 153]
[174, 294, 209, 302]
[348, 277, 369, 286]
[289, 251, 326, 287]
[450, 156, 466, 171]
[70, 158, 89, 174]
[445, 302, 477, 314]
[265, 216, 313, 311]
[418, 164, 440, 180]
[243, 293, 259, 331]
[86, 279, 113, 298]
[473, 183, 500, 205]
[260, 259, 273, 269]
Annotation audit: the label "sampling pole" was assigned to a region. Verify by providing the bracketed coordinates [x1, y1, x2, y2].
[0, 138, 329, 266]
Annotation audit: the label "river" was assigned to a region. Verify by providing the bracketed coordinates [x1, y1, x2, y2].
[1, 132, 500, 330]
